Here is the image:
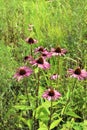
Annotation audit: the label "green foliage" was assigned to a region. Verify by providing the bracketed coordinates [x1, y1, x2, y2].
[0, 42, 18, 91]
[0, 0, 87, 130]
[50, 118, 62, 129]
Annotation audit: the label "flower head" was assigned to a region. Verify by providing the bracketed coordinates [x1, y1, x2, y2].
[41, 51, 52, 59]
[42, 88, 61, 101]
[34, 46, 47, 53]
[30, 57, 50, 70]
[51, 46, 67, 56]
[14, 66, 33, 81]
[24, 55, 34, 61]
[25, 37, 38, 44]
[68, 67, 87, 80]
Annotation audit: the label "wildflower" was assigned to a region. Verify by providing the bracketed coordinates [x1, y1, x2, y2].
[14, 66, 33, 81]
[24, 55, 34, 61]
[34, 46, 47, 53]
[25, 37, 38, 44]
[51, 46, 67, 56]
[42, 88, 61, 101]
[68, 67, 87, 80]
[30, 57, 50, 70]
[50, 74, 59, 80]
[41, 51, 52, 59]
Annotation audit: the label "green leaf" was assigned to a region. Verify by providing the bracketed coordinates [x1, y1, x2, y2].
[14, 105, 32, 111]
[35, 68, 39, 73]
[42, 101, 51, 108]
[50, 118, 62, 129]
[83, 120, 87, 130]
[38, 128, 48, 130]
[26, 119, 33, 129]
[20, 118, 32, 129]
[38, 122, 48, 130]
[65, 111, 81, 118]
[36, 106, 50, 120]
[52, 113, 60, 120]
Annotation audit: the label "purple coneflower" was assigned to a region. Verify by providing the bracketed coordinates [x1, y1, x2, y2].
[68, 67, 87, 80]
[24, 55, 34, 61]
[25, 37, 38, 44]
[14, 66, 33, 81]
[30, 57, 50, 70]
[41, 51, 52, 59]
[50, 74, 59, 80]
[34, 46, 47, 53]
[42, 88, 61, 101]
[51, 46, 67, 56]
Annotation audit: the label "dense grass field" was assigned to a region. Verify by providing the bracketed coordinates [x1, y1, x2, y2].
[0, 0, 87, 130]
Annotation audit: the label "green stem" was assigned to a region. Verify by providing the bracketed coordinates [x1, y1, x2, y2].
[36, 71, 40, 107]
[48, 100, 53, 130]
[25, 84, 32, 118]
[30, 44, 33, 56]
[33, 70, 40, 130]
[56, 56, 60, 88]
[57, 56, 60, 74]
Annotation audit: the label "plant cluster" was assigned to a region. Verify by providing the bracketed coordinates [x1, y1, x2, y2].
[0, 0, 87, 130]
[12, 27, 87, 129]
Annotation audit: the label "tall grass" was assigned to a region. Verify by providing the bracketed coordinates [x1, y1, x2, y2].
[0, 0, 87, 130]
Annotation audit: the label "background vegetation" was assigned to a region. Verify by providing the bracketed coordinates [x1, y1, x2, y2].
[0, 0, 87, 130]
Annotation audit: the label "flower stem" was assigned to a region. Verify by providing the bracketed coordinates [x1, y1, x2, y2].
[30, 44, 33, 56]
[48, 100, 53, 130]
[36, 71, 40, 107]
[25, 83, 32, 118]
[57, 56, 60, 74]
[56, 56, 60, 87]
[33, 70, 40, 130]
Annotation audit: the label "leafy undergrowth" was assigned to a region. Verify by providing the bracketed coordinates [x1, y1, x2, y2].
[0, 0, 87, 130]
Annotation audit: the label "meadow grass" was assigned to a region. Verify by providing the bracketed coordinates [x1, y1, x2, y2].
[0, 0, 87, 130]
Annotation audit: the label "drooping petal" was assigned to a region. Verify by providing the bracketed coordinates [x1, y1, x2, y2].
[30, 57, 50, 70]
[13, 66, 33, 81]
[68, 67, 87, 80]
[51, 47, 67, 56]
[42, 88, 61, 101]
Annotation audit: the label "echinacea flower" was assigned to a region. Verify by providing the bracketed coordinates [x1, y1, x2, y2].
[42, 88, 61, 101]
[30, 57, 50, 70]
[51, 46, 67, 56]
[25, 37, 38, 44]
[14, 66, 33, 81]
[24, 55, 34, 61]
[34, 46, 47, 53]
[68, 67, 87, 80]
[41, 51, 52, 59]
[50, 74, 59, 80]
